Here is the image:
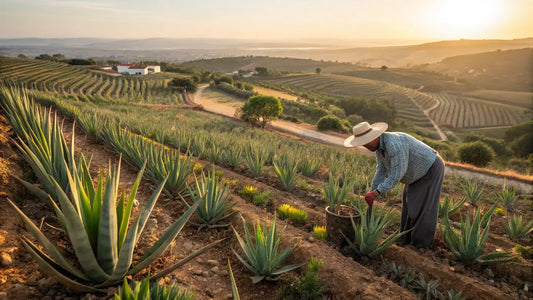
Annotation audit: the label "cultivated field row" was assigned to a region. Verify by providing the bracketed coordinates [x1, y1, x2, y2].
[428, 92, 529, 128]
[0, 57, 184, 104]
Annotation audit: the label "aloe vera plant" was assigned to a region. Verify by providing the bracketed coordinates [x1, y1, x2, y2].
[323, 173, 354, 214]
[440, 209, 513, 265]
[8, 159, 218, 292]
[462, 181, 483, 207]
[146, 147, 196, 196]
[0, 85, 73, 201]
[273, 153, 299, 191]
[438, 195, 466, 218]
[101, 127, 195, 196]
[115, 274, 195, 300]
[183, 166, 237, 229]
[504, 214, 533, 241]
[498, 187, 518, 211]
[342, 206, 409, 258]
[243, 144, 268, 177]
[222, 145, 243, 169]
[232, 216, 303, 283]
[298, 155, 321, 177]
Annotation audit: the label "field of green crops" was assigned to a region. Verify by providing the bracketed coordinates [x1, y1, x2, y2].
[0, 56, 184, 104]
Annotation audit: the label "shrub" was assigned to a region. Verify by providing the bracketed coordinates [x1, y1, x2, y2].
[457, 141, 494, 167]
[170, 77, 197, 93]
[464, 133, 512, 158]
[215, 82, 257, 99]
[252, 191, 273, 207]
[510, 133, 533, 158]
[316, 115, 350, 132]
[346, 114, 363, 126]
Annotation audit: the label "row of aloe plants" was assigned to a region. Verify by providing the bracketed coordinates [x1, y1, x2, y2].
[0, 84, 221, 292]
[1, 85, 308, 295]
[28, 89, 377, 193]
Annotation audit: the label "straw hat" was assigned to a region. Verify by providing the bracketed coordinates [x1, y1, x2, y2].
[344, 122, 388, 147]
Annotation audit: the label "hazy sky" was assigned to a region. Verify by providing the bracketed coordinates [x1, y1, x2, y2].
[1, 0, 532, 42]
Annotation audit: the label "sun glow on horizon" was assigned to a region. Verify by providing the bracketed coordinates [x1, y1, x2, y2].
[427, 0, 504, 38]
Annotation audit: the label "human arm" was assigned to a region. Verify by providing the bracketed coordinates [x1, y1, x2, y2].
[376, 140, 409, 194]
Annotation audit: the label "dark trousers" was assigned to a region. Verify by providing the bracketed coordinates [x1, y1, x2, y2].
[400, 156, 444, 248]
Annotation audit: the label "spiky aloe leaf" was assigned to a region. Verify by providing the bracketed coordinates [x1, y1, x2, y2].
[232, 215, 303, 283]
[7, 199, 87, 281]
[20, 238, 104, 293]
[440, 208, 514, 266]
[342, 206, 408, 258]
[184, 167, 237, 229]
[228, 259, 241, 300]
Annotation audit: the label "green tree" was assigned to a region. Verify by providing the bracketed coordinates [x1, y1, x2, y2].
[52, 53, 67, 61]
[35, 54, 52, 60]
[169, 77, 197, 93]
[381, 65, 388, 71]
[255, 67, 268, 76]
[240, 95, 282, 128]
[316, 68, 322, 74]
[17, 54, 28, 59]
[316, 115, 350, 132]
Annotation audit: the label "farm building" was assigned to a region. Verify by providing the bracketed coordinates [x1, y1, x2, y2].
[117, 64, 160, 75]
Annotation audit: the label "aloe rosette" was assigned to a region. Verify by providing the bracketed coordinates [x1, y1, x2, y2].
[9, 159, 217, 292]
[342, 206, 409, 258]
[440, 208, 513, 265]
[232, 215, 303, 283]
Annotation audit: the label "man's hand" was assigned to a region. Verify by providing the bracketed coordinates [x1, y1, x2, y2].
[364, 190, 379, 206]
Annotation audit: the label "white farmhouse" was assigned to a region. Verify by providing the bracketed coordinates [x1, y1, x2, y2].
[117, 64, 161, 75]
[147, 66, 161, 73]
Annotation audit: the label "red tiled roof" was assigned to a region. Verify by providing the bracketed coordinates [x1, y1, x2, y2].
[119, 64, 132, 66]
[129, 65, 148, 69]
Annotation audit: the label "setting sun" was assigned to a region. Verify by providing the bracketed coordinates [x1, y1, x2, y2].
[428, 0, 503, 38]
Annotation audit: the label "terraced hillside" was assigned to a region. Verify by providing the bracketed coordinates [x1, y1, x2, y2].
[263, 73, 440, 135]
[429, 92, 530, 128]
[0, 56, 184, 104]
[261, 73, 531, 135]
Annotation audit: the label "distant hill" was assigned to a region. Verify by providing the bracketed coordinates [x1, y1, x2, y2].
[286, 38, 533, 68]
[1, 37, 531, 67]
[180, 56, 362, 73]
[421, 48, 533, 92]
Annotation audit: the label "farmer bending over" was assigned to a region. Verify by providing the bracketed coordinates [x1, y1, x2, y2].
[344, 121, 445, 248]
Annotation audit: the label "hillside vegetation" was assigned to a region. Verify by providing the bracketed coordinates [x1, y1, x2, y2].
[181, 56, 362, 73]
[422, 48, 533, 92]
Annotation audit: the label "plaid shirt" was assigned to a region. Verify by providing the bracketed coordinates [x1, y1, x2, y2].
[370, 132, 437, 193]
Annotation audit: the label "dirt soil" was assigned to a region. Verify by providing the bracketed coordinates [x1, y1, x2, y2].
[1, 107, 532, 300]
